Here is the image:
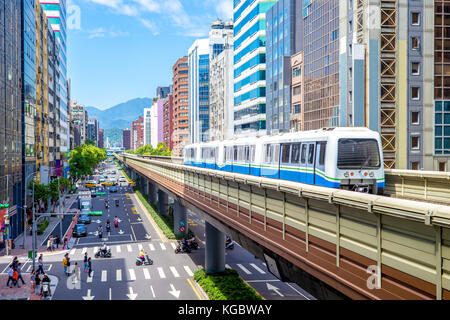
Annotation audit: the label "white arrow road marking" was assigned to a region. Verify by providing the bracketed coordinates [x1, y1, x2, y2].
[119, 230, 125, 235]
[116, 245, 121, 253]
[145, 234, 151, 240]
[101, 270, 107, 282]
[116, 269, 122, 281]
[157, 267, 166, 279]
[129, 269, 136, 281]
[137, 217, 142, 222]
[267, 283, 284, 297]
[184, 266, 194, 277]
[160, 243, 166, 250]
[170, 266, 180, 278]
[127, 287, 138, 300]
[87, 271, 94, 283]
[170, 242, 177, 250]
[225, 264, 231, 269]
[143, 268, 151, 280]
[150, 285, 155, 298]
[149, 243, 155, 251]
[250, 263, 266, 274]
[237, 264, 252, 275]
[82, 289, 95, 300]
[169, 284, 181, 299]
[127, 244, 132, 252]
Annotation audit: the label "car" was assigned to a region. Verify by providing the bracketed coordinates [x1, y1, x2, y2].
[72, 224, 87, 238]
[78, 214, 91, 224]
[102, 181, 114, 187]
[109, 186, 118, 193]
[119, 177, 127, 183]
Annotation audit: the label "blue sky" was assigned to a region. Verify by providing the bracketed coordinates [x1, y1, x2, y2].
[67, 0, 233, 110]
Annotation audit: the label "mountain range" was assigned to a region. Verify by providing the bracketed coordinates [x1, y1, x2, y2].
[86, 97, 153, 130]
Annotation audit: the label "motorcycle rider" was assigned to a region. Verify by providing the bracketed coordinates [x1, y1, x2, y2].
[114, 216, 119, 228]
[139, 248, 146, 264]
[106, 220, 111, 235]
[105, 200, 109, 208]
[181, 238, 189, 251]
[41, 274, 51, 296]
[101, 242, 108, 256]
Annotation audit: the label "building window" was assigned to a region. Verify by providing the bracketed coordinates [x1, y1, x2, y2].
[411, 12, 420, 25]
[411, 161, 420, 170]
[411, 62, 420, 75]
[411, 136, 420, 150]
[293, 85, 301, 96]
[294, 104, 301, 114]
[411, 111, 420, 125]
[411, 87, 420, 100]
[293, 66, 302, 78]
[411, 37, 420, 50]
[439, 162, 446, 172]
[434, 101, 450, 154]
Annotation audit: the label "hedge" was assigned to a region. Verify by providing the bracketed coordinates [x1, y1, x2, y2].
[37, 219, 50, 235]
[194, 268, 263, 300]
[135, 190, 194, 240]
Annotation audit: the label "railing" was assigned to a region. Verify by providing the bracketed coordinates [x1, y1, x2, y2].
[385, 169, 450, 204]
[118, 153, 450, 299]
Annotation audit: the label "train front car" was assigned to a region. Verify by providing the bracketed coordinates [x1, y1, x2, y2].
[332, 128, 385, 195]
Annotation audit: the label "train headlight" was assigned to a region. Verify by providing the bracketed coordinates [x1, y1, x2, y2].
[344, 172, 349, 178]
[369, 172, 374, 177]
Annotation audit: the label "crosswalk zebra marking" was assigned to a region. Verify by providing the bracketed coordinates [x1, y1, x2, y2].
[170, 242, 176, 250]
[127, 245, 132, 252]
[160, 243, 166, 250]
[184, 266, 193, 277]
[93, 247, 98, 254]
[157, 267, 166, 279]
[170, 266, 180, 278]
[250, 263, 266, 274]
[82, 248, 87, 254]
[87, 271, 94, 283]
[237, 264, 252, 275]
[129, 269, 136, 281]
[101, 270, 107, 282]
[116, 269, 122, 281]
[149, 244, 155, 251]
[138, 244, 143, 250]
[143, 268, 151, 280]
[116, 245, 121, 253]
[70, 249, 76, 255]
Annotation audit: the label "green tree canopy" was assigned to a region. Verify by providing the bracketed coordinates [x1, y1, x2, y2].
[85, 138, 96, 146]
[127, 143, 171, 157]
[68, 144, 107, 179]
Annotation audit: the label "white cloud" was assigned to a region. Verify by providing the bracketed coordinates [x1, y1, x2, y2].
[216, 0, 233, 20]
[133, 0, 161, 13]
[139, 18, 159, 35]
[88, 27, 106, 39]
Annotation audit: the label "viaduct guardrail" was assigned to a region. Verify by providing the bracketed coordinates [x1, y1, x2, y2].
[116, 153, 450, 299]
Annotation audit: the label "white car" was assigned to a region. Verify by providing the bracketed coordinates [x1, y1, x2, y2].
[119, 177, 127, 182]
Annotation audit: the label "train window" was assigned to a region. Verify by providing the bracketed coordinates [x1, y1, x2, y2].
[308, 144, 315, 164]
[318, 142, 327, 166]
[281, 144, 291, 164]
[337, 139, 380, 169]
[291, 143, 301, 164]
[264, 145, 271, 163]
[272, 145, 280, 163]
[245, 145, 250, 162]
[250, 145, 255, 162]
[224, 147, 227, 161]
[234, 146, 238, 161]
[301, 144, 307, 164]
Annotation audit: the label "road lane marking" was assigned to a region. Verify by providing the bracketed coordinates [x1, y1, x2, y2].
[187, 278, 203, 300]
[143, 268, 151, 279]
[47, 264, 52, 271]
[237, 264, 252, 274]
[149, 244, 155, 251]
[116, 245, 121, 253]
[170, 242, 177, 250]
[225, 264, 231, 269]
[127, 245, 132, 252]
[160, 243, 166, 251]
[116, 269, 122, 281]
[170, 266, 180, 278]
[150, 285, 155, 298]
[93, 247, 98, 254]
[129, 269, 136, 281]
[101, 270, 107, 282]
[70, 249, 76, 255]
[87, 271, 94, 283]
[82, 248, 87, 254]
[250, 263, 266, 274]
[184, 266, 193, 277]
[138, 244, 143, 250]
[157, 267, 166, 279]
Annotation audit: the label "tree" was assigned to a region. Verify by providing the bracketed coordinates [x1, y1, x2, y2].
[85, 138, 96, 146]
[127, 143, 171, 157]
[68, 144, 107, 180]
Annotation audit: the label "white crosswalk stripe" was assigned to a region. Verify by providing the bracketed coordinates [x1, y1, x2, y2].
[250, 263, 266, 274]
[93, 247, 98, 254]
[87, 271, 94, 283]
[82, 248, 87, 254]
[70, 249, 76, 255]
[116, 245, 121, 253]
[157, 267, 166, 279]
[149, 244, 155, 251]
[170, 266, 180, 278]
[170, 242, 176, 250]
[129, 269, 136, 281]
[116, 269, 122, 281]
[160, 243, 166, 251]
[127, 245, 132, 252]
[101, 270, 107, 282]
[184, 266, 194, 277]
[143, 268, 151, 279]
[138, 244, 143, 250]
[237, 264, 252, 275]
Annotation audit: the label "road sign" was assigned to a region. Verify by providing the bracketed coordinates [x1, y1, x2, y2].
[179, 226, 186, 233]
[88, 211, 103, 216]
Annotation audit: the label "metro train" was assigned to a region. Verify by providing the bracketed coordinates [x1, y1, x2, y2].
[183, 127, 385, 195]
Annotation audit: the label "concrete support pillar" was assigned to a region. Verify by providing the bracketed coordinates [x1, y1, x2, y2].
[173, 200, 188, 236]
[205, 222, 225, 274]
[158, 189, 168, 216]
[148, 183, 158, 205]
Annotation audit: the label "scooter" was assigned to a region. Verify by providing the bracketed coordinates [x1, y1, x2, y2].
[175, 241, 191, 254]
[95, 248, 112, 258]
[136, 255, 153, 266]
[187, 237, 199, 250]
[226, 237, 234, 250]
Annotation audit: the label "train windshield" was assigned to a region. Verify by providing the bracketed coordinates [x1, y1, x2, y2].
[337, 139, 381, 169]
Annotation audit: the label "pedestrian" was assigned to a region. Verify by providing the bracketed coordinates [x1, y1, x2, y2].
[66, 257, 71, 276]
[55, 235, 60, 249]
[51, 235, 56, 251]
[6, 265, 14, 288]
[11, 268, 18, 288]
[35, 274, 41, 295]
[47, 236, 53, 252]
[63, 237, 68, 250]
[63, 254, 68, 276]
[12, 257, 18, 269]
[83, 252, 88, 273]
[88, 257, 92, 277]
[37, 254, 44, 275]
[17, 263, 25, 287]
[73, 262, 80, 284]
[30, 269, 36, 290]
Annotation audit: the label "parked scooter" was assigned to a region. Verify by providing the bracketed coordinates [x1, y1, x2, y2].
[136, 255, 153, 266]
[175, 240, 191, 254]
[226, 236, 234, 250]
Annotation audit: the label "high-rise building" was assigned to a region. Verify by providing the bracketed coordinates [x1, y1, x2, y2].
[98, 128, 104, 149]
[122, 129, 131, 150]
[188, 38, 210, 143]
[290, 52, 303, 131]
[209, 21, 234, 141]
[265, 0, 302, 134]
[131, 116, 144, 150]
[70, 101, 88, 144]
[87, 117, 99, 144]
[172, 56, 189, 157]
[143, 108, 152, 146]
[163, 94, 174, 150]
[156, 86, 171, 99]
[150, 99, 164, 148]
[0, 0, 23, 245]
[233, 0, 277, 136]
